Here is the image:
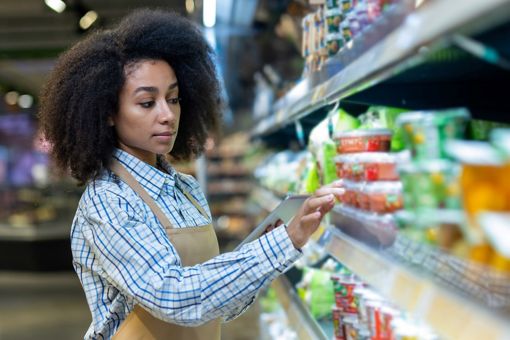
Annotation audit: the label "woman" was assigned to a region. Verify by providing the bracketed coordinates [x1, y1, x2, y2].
[38, 9, 343, 340]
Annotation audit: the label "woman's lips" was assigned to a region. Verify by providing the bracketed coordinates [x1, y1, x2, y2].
[153, 132, 175, 142]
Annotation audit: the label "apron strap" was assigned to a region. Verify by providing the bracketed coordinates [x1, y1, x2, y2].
[110, 159, 174, 229]
[181, 190, 210, 220]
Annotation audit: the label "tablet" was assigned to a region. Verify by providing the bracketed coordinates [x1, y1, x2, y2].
[234, 194, 309, 251]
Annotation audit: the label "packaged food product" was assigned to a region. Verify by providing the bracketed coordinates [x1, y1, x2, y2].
[491, 128, 510, 160]
[398, 160, 461, 211]
[325, 8, 343, 33]
[359, 152, 399, 181]
[365, 181, 403, 214]
[380, 306, 400, 340]
[331, 274, 360, 314]
[334, 129, 392, 154]
[396, 108, 470, 160]
[336, 154, 364, 181]
[365, 0, 382, 23]
[309, 116, 339, 185]
[301, 14, 312, 57]
[326, 0, 342, 9]
[341, 180, 361, 207]
[346, 11, 361, 38]
[355, 289, 384, 326]
[335, 109, 361, 132]
[332, 306, 346, 340]
[342, 314, 360, 340]
[341, 0, 353, 13]
[395, 210, 465, 249]
[335, 154, 347, 179]
[326, 33, 345, 56]
[341, 20, 352, 43]
[365, 300, 383, 338]
[357, 183, 370, 211]
[447, 140, 509, 244]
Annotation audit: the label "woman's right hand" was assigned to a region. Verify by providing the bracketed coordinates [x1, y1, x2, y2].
[286, 181, 344, 249]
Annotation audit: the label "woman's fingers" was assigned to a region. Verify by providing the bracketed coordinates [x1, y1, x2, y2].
[305, 194, 335, 212]
[314, 187, 345, 198]
[274, 219, 284, 227]
[300, 210, 323, 229]
[318, 179, 344, 190]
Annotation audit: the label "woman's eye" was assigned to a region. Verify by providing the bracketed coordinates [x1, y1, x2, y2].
[140, 101, 155, 108]
[167, 97, 181, 105]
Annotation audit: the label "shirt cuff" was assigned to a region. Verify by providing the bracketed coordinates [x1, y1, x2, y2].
[255, 225, 302, 274]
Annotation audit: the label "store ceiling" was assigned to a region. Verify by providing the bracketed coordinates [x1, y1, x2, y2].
[0, 0, 302, 119]
[0, 0, 186, 95]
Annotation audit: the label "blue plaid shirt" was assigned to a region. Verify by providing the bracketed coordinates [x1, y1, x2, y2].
[71, 149, 301, 339]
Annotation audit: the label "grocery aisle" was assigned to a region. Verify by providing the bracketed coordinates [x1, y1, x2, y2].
[246, 0, 510, 338]
[0, 271, 264, 340]
[0, 272, 90, 340]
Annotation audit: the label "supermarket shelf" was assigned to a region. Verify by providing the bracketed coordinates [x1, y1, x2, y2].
[206, 149, 246, 160]
[207, 165, 251, 177]
[323, 226, 510, 340]
[272, 275, 329, 340]
[252, 0, 510, 138]
[0, 222, 69, 241]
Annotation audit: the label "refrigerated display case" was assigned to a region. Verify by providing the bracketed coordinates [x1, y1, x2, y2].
[0, 112, 81, 271]
[250, 0, 510, 338]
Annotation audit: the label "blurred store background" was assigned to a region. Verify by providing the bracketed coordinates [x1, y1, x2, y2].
[3, 0, 510, 339]
[0, 0, 305, 339]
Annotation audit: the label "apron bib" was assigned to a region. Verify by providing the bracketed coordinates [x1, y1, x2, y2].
[110, 160, 221, 340]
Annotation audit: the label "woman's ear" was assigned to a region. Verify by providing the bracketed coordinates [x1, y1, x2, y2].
[108, 117, 114, 127]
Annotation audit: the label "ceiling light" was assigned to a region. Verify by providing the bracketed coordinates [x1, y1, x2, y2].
[18, 94, 34, 109]
[186, 0, 195, 14]
[79, 10, 98, 30]
[45, 0, 66, 13]
[5, 91, 19, 106]
[203, 0, 216, 28]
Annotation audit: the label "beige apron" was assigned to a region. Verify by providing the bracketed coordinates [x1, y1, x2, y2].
[110, 160, 221, 340]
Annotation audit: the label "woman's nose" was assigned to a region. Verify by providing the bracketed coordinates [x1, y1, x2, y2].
[158, 100, 176, 123]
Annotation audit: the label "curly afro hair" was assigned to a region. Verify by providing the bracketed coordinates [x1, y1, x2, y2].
[38, 9, 222, 185]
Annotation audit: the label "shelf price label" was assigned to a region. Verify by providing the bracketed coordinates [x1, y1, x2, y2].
[311, 83, 327, 105]
[275, 109, 286, 124]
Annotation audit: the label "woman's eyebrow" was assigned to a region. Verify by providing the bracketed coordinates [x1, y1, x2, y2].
[134, 82, 178, 95]
[134, 86, 158, 95]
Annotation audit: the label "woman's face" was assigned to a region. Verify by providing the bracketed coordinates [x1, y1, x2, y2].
[113, 59, 180, 166]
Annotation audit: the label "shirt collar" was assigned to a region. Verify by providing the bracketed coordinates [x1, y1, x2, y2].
[112, 148, 176, 200]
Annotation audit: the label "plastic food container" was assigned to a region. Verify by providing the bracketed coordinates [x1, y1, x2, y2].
[398, 160, 461, 211]
[359, 152, 400, 181]
[342, 180, 362, 207]
[331, 274, 361, 314]
[380, 306, 401, 340]
[332, 306, 346, 340]
[340, 154, 364, 181]
[395, 210, 465, 248]
[491, 128, 510, 160]
[396, 108, 470, 160]
[326, 33, 345, 56]
[335, 154, 350, 179]
[365, 181, 403, 214]
[365, 300, 384, 338]
[356, 183, 370, 211]
[334, 129, 393, 154]
[342, 314, 360, 340]
[447, 139, 510, 246]
[325, 7, 342, 33]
